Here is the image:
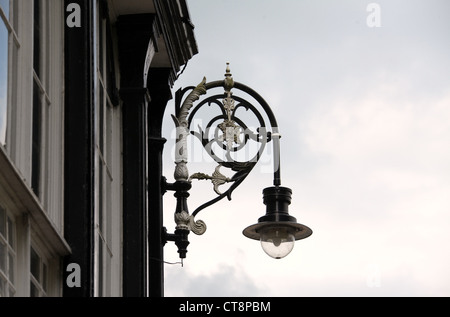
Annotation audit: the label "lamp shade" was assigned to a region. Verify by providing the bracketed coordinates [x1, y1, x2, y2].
[243, 186, 312, 258]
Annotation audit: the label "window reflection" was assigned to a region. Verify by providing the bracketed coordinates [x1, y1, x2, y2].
[0, 0, 9, 17]
[0, 0, 9, 146]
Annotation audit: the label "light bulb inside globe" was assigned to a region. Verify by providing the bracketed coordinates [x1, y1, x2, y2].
[260, 226, 295, 259]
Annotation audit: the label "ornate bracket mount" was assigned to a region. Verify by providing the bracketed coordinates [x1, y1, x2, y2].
[165, 63, 281, 259]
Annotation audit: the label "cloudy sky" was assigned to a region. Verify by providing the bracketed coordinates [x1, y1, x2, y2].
[161, 0, 450, 297]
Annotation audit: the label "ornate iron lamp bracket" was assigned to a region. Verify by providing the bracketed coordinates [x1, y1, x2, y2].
[163, 63, 282, 259]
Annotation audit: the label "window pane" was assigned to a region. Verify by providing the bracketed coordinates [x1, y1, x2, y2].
[98, 12, 104, 76]
[99, 85, 104, 151]
[0, 0, 9, 18]
[98, 157, 103, 227]
[30, 281, 39, 297]
[0, 241, 5, 273]
[32, 80, 42, 196]
[98, 239, 103, 296]
[0, 207, 5, 236]
[30, 246, 40, 281]
[33, 0, 41, 78]
[42, 263, 47, 292]
[0, 18, 8, 146]
[0, 277, 5, 296]
[8, 251, 13, 283]
[6, 216, 13, 248]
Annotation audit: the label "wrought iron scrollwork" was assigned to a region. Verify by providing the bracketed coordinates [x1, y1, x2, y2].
[171, 63, 280, 224]
[164, 63, 297, 260]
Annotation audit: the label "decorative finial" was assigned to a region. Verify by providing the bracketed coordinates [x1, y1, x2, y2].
[225, 62, 231, 77]
[224, 62, 234, 92]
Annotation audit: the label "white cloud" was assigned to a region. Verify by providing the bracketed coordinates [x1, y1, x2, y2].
[303, 85, 450, 169]
[289, 84, 450, 295]
[165, 261, 265, 297]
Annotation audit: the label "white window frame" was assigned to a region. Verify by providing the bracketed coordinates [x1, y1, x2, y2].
[0, 0, 20, 149]
[0, 204, 16, 297]
[31, 0, 65, 228]
[29, 243, 48, 297]
[0, 0, 68, 297]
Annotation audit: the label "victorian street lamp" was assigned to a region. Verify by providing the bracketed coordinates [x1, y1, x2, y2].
[163, 63, 312, 260]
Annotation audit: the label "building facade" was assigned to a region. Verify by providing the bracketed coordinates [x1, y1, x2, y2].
[0, 0, 197, 297]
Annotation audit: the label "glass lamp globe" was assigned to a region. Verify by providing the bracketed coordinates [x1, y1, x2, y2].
[260, 226, 295, 259]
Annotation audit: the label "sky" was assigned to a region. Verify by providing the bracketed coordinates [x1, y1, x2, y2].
[161, 0, 450, 297]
